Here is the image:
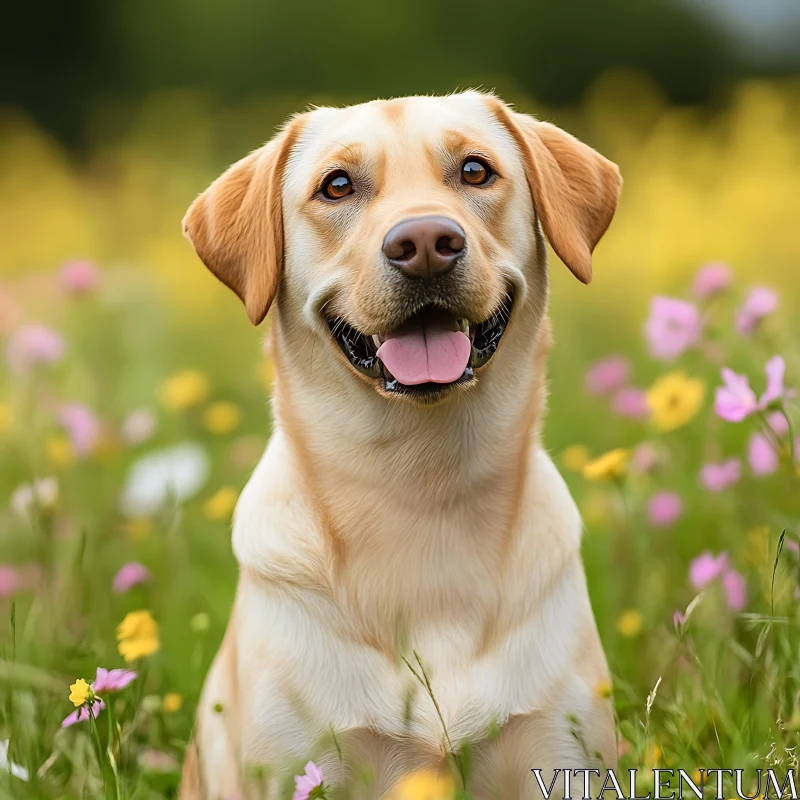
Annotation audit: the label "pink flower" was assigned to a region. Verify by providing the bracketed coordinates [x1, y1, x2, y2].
[611, 388, 650, 420]
[585, 356, 630, 396]
[293, 761, 324, 800]
[767, 410, 790, 437]
[644, 297, 703, 361]
[62, 699, 105, 728]
[113, 562, 151, 593]
[58, 403, 101, 457]
[692, 262, 732, 300]
[93, 667, 137, 693]
[122, 409, 157, 445]
[736, 286, 778, 335]
[672, 610, 686, 630]
[722, 569, 747, 612]
[714, 369, 758, 422]
[631, 442, 659, 474]
[748, 433, 779, 476]
[0, 565, 20, 597]
[6, 324, 65, 373]
[60, 260, 99, 294]
[699, 459, 741, 492]
[647, 492, 683, 527]
[715, 356, 791, 422]
[689, 551, 730, 589]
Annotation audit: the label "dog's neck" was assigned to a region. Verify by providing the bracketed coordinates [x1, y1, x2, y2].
[265, 300, 551, 639]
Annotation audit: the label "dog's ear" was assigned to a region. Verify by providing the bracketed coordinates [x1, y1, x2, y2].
[490, 101, 621, 284]
[182, 118, 303, 324]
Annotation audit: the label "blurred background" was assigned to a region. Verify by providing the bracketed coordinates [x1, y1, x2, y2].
[2, 0, 800, 795]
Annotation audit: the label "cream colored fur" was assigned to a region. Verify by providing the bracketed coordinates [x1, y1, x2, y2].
[180, 92, 622, 799]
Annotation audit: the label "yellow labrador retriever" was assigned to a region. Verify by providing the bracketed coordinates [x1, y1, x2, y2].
[180, 91, 621, 799]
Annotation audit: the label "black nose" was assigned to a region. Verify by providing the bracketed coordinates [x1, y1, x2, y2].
[382, 215, 466, 279]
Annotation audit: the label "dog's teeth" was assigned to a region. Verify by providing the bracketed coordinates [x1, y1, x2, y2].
[372, 335, 382, 349]
[457, 318, 469, 334]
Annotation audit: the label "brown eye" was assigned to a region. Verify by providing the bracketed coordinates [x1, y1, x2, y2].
[322, 171, 353, 200]
[461, 158, 492, 186]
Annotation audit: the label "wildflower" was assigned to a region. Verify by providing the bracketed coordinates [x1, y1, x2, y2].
[0, 402, 10, 435]
[699, 459, 741, 492]
[672, 610, 685, 630]
[0, 739, 29, 781]
[93, 667, 137, 693]
[386, 771, 455, 800]
[631, 442, 659, 473]
[138, 750, 180, 773]
[203, 401, 242, 435]
[611, 388, 650, 420]
[190, 612, 210, 633]
[715, 356, 790, 423]
[121, 441, 210, 517]
[62, 701, 105, 728]
[69, 679, 91, 707]
[117, 610, 160, 662]
[647, 491, 683, 527]
[10, 477, 59, 518]
[594, 678, 613, 699]
[60, 260, 99, 294]
[647, 372, 705, 432]
[58, 403, 100, 457]
[582, 449, 629, 481]
[0, 566, 20, 598]
[644, 297, 702, 361]
[722, 569, 747, 612]
[692, 262, 732, 300]
[689, 551, 730, 589]
[112, 562, 152, 594]
[585, 356, 630, 396]
[293, 761, 325, 800]
[159, 370, 210, 410]
[6, 324, 65, 373]
[163, 693, 182, 713]
[121, 518, 152, 541]
[617, 609, 643, 638]
[204, 487, 239, 520]
[748, 433, 779, 476]
[121, 409, 157, 444]
[560, 445, 590, 472]
[46, 435, 75, 467]
[736, 286, 778, 336]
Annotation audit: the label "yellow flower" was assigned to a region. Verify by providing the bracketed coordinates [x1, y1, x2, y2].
[617, 609, 643, 638]
[203, 487, 238, 521]
[121, 518, 152, 541]
[645, 743, 662, 768]
[582, 449, 629, 481]
[594, 678, 613, 699]
[159, 370, 210, 411]
[69, 678, 91, 707]
[46, 434, 75, 468]
[385, 770, 455, 800]
[163, 693, 183, 713]
[561, 445, 590, 472]
[0, 402, 11, 434]
[647, 372, 705, 432]
[202, 402, 241, 435]
[117, 610, 160, 662]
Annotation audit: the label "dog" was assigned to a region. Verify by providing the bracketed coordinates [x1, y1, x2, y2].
[179, 91, 621, 799]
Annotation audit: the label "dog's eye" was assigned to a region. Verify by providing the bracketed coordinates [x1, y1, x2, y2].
[322, 171, 354, 200]
[461, 158, 492, 186]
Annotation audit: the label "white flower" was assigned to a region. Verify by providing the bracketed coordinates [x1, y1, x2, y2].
[121, 409, 157, 445]
[0, 739, 29, 781]
[10, 477, 59, 518]
[121, 441, 209, 517]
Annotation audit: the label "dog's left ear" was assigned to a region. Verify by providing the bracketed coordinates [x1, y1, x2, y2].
[490, 101, 621, 284]
[182, 117, 304, 324]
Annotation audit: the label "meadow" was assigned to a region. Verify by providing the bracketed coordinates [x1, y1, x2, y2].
[0, 74, 799, 798]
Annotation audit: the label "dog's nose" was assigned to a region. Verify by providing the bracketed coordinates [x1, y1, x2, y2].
[382, 216, 465, 279]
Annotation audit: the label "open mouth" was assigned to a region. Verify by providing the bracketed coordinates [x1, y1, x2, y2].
[327, 295, 513, 396]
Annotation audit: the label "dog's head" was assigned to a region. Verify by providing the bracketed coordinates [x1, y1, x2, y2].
[183, 92, 620, 403]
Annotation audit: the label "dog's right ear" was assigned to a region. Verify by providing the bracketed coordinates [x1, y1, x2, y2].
[182, 118, 303, 325]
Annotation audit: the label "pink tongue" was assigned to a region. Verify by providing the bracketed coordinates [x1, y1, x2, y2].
[376, 321, 471, 386]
